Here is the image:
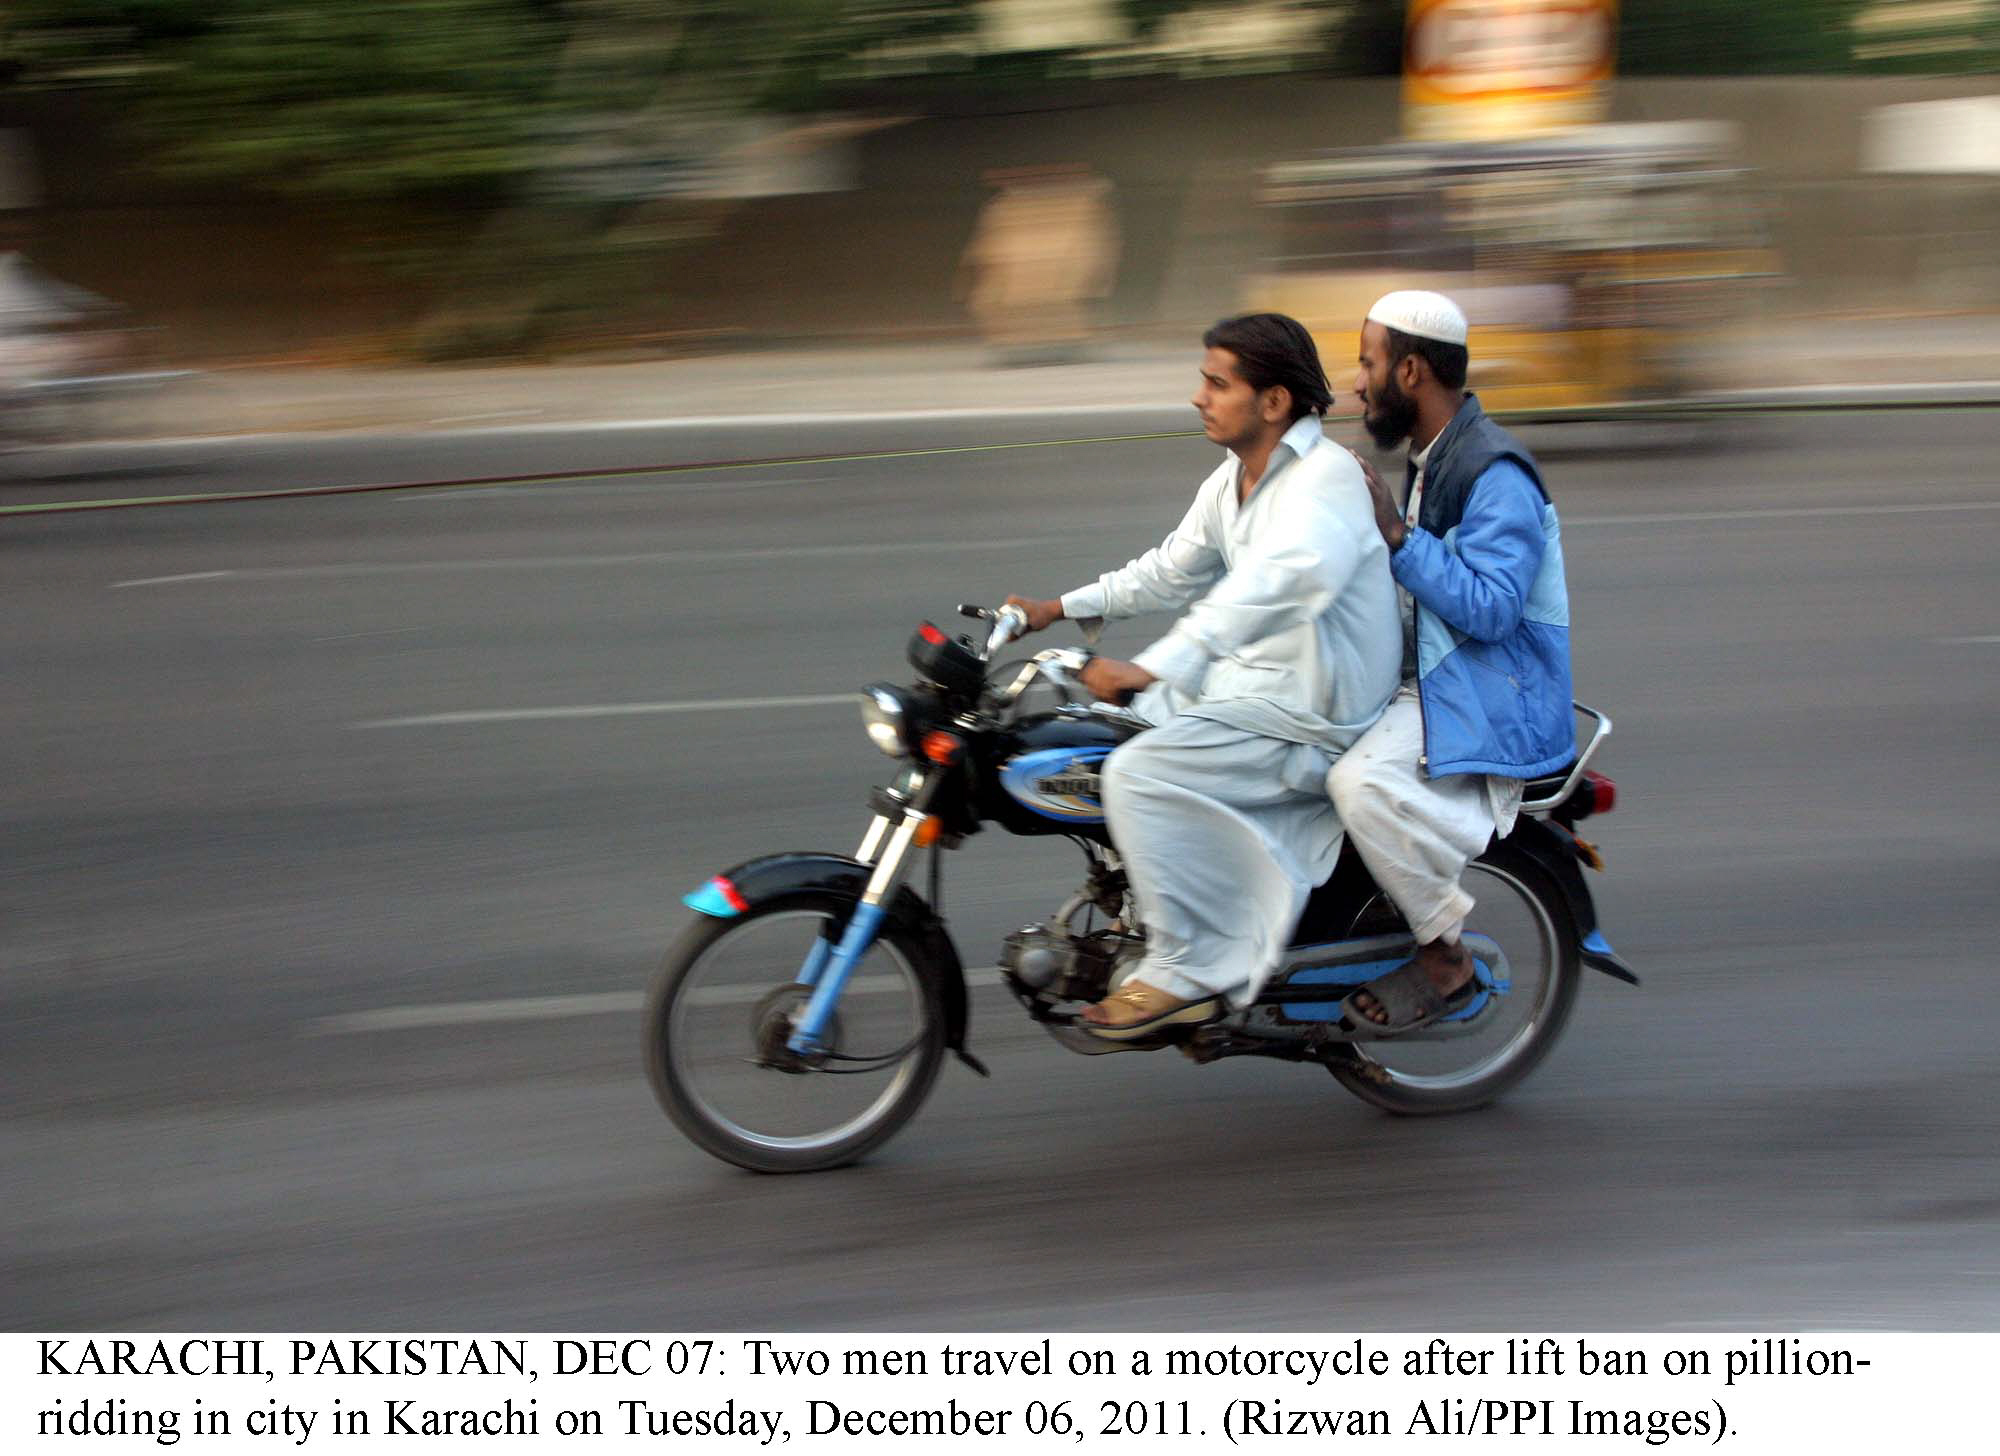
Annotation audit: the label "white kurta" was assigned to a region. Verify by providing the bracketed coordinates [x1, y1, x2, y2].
[1328, 686, 1523, 946]
[1058, 417, 1402, 1004]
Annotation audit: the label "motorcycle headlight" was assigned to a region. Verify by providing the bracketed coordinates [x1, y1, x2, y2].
[859, 685, 912, 759]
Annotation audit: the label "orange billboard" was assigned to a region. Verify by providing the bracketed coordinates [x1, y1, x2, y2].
[1403, 0, 1619, 141]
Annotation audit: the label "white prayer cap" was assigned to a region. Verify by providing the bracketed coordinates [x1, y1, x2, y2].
[1366, 290, 1468, 347]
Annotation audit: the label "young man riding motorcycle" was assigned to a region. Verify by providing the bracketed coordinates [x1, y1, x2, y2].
[1329, 291, 1575, 1034]
[1006, 312, 1402, 1039]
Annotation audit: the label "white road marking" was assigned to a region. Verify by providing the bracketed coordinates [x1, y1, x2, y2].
[108, 500, 2000, 589]
[108, 535, 1068, 588]
[1565, 499, 2000, 527]
[78, 402, 1197, 450]
[312, 626, 427, 644]
[355, 693, 854, 728]
[1938, 635, 2000, 644]
[447, 403, 1193, 435]
[306, 968, 1004, 1035]
[310, 992, 643, 1034]
[109, 571, 233, 589]
[397, 475, 837, 501]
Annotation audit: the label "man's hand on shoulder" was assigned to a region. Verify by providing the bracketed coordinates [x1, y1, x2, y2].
[1346, 446, 1406, 551]
[1002, 595, 1064, 633]
[1078, 657, 1155, 706]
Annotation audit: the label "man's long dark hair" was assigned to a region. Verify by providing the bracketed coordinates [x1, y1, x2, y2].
[1202, 313, 1334, 422]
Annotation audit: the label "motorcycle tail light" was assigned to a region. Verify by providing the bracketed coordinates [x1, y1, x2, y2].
[1580, 771, 1616, 815]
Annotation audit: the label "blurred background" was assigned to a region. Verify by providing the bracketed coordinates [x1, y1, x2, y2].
[6, 4, 1999, 1335]
[0, 1, 1995, 405]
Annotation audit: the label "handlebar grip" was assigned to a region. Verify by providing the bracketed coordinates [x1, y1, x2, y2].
[957, 603, 992, 621]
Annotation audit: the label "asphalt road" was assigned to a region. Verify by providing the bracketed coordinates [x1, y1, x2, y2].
[5, 408, 1998, 1331]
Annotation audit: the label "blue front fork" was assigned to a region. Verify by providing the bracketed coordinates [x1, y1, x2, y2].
[787, 810, 923, 1055]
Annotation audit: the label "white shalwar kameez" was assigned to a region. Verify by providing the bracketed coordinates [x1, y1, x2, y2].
[1327, 434, 1525, 947]
[1059, 417, 1401, 1006]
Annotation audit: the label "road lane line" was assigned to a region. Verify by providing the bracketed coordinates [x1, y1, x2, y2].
[108, 571, 235, 589]
[312, 627, 427, 643]
[310, 992, 644, 1033]
[14, 426, 1199, 516]
[1939, 635, 2000, 644]
[306, 968, 1005, 1035]
[109, 534, 1069, 588]
[355, 693, 854, 728]
[1565, 500, 2000, 527]
[108, 499, 2000, 588]
[396, 474, 838, 501]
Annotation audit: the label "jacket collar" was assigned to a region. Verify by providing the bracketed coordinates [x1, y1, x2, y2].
[1419, 392, 1486, 474]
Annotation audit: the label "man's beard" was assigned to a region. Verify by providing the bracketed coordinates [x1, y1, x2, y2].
[1363, 373, 1419, 449]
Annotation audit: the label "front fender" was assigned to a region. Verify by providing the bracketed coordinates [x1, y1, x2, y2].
[1490, 819, 1639, 985]
[685, 852, 983, 1071]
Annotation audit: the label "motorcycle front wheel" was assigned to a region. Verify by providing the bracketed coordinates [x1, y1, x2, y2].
[643, 894, 946, 1173]
[1327, 845, 1579, 1115]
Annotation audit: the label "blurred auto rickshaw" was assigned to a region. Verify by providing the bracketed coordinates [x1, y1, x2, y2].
[1246, 121, 1783, 412]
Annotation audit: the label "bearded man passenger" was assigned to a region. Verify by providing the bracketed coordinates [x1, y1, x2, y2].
[1329, 290, 1576, 1035]
[1005, 312, 1401, 1038]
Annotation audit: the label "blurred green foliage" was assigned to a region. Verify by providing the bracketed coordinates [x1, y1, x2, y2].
[1620, 1, 1869, 74]
[3, 1, 1988, 354]
[2, 1, 871, 203]
[12, 3, 1986, 210]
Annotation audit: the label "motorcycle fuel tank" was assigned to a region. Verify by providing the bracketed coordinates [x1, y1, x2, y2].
[998, 746, 1112, 824]
[982, 710, 1139, 837]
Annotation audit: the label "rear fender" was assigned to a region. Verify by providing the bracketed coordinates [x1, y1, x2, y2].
[685, 852, 983, 1071]
[1491, 819, 1639, 985]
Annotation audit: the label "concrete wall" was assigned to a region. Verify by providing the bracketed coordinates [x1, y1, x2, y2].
[5, 75, 1997, 358]
[651, 73, 2000, 341]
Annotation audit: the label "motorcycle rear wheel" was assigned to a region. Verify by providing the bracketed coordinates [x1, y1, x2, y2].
[1327, 846, 1579, 1115]
[644, 895, 946, 1173]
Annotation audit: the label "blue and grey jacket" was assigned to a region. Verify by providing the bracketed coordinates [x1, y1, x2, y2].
[1395, 393, 1574, 779]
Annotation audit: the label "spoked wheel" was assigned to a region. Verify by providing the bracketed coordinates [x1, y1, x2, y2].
[643, 895, 946, 1173]
[1328, 846, 1579, 1115]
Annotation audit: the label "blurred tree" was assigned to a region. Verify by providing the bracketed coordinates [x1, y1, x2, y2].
[6, 1, 1985, 355]
[1311, 1, 1993, 76]
[0, 1, 884, 354]
[1619, 0, 1873, 74]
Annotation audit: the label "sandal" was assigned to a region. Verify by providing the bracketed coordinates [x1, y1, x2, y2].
[1080, 980, 1223, 1041]
[1338, 959, 1477, 1040]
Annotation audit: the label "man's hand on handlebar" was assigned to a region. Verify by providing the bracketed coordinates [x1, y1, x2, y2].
[1079, 657, 1156, 706]
[1001, 595, 1065, 634]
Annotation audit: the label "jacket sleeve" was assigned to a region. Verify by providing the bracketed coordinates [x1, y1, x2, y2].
[1392, 459, 1545, 644]
[1131, 477, 1367, 695]
[1059, 474, 1227, 624]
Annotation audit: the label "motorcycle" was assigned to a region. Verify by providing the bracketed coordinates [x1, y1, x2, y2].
[644, 604, 1634, 1173]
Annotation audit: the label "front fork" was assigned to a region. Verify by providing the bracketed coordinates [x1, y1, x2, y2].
[786, 777, 933, 1055]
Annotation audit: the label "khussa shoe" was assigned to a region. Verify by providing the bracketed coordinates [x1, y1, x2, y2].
[1079, 980, 1223, 1040]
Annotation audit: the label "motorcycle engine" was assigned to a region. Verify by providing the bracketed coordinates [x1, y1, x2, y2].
[1000, 924, 1140, 1004]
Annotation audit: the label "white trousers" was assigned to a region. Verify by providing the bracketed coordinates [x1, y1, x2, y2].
[1101, 715, 1342, 1007]
[1326, 688, 1521, 946]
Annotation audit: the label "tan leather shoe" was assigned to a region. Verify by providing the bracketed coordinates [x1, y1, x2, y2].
[1080, 980, 1222, 1040]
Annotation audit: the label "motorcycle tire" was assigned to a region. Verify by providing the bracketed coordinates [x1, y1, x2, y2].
[643, 893, 947, 1173]
[1327, 845, 1580, 1116]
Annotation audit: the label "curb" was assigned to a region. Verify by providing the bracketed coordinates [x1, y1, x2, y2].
[8, 385, 1997, 517]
